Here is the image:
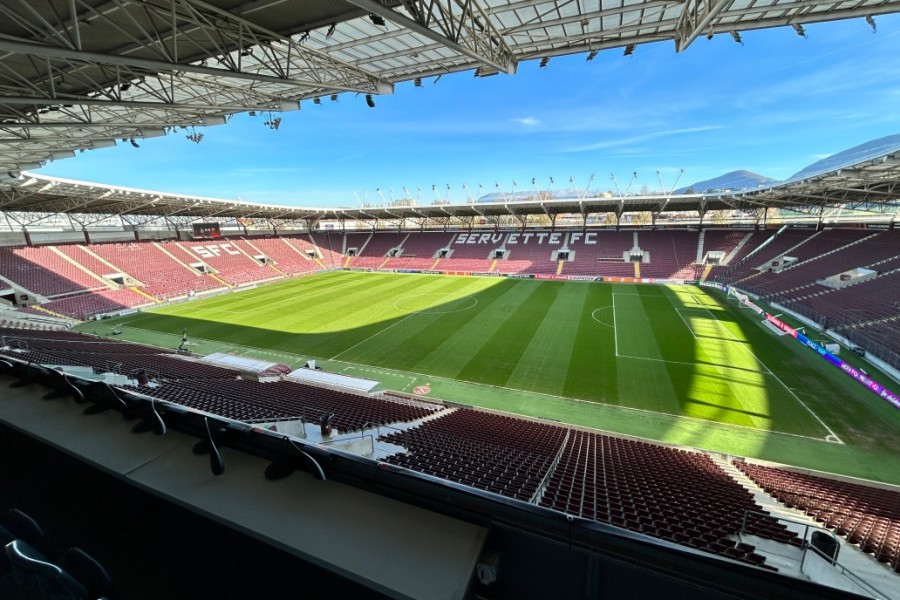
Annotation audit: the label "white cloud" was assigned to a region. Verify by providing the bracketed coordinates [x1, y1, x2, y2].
[560, 125, 724, 153]
[511, 116, 540, 127]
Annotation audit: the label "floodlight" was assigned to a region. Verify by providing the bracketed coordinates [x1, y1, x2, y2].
[369, 14, 386, 26]
[792, 23, 807, 38]
[326, 23, 336, 39]
[730, 31, 743, 45]
[865, 15, 876, 32]
[140, 128, 167, 138]
[365, 94, 375, 108]
[414, 77, 422, 87]
[586, 49, 599, 61]
[539, 57, 550, 68]
[623, 44, 635, 56]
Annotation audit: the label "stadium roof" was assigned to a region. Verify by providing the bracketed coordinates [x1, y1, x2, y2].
[2, 0, 900, 179]
[1, 137, 898, 228]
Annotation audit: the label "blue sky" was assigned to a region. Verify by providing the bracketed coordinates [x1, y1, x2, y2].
[37, 15, 900, 207]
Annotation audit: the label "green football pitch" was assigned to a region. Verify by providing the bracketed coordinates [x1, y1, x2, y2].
[92, 271, 900, 483]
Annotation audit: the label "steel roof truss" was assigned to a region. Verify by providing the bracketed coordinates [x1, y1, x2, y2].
[344, 0, 517, 74]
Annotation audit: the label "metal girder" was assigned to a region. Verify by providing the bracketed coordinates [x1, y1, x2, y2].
[343, 0, 517, 75]
[674, 0, 733, 52]
[0, 0, 394, 172]
[0, 38, 385, 94]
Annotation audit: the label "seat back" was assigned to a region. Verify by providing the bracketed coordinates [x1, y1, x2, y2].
[6, 509, 56, 560]
[5, 539, 88, 600]
[65, 547, 118, 600]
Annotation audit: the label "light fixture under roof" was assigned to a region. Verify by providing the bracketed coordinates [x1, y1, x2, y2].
[369, 14, 386, 27]
[539, 57, 550, 68]
[865, 15, 876, 32]
[365, 94, 375, 108]
[623, 44, 636, 56]
[586, 49, 599, 61]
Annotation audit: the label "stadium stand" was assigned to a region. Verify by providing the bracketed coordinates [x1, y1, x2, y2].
[346, 232, 408, 270]
[0, 328, 440, 432]
[701, 230, 751, 264]
[308, 232, 343, 268]
[742, 231, 880, 296]
[637, 230, 703, 280]
[0, 245, 105, 298]
[734, 461, 900, 572]
[562, 230, 634, 277]
[438, 233, 497, 272]
[709, 230, 771, 280]
[721, 229, 815, 283]
[342, 232, 369, 265]
[55, 245, 120, 286]
[40, 288, 153, 320]
[381, 411, 799, 567]
[167, 240, 279, 286]
[381, 409, 568, 501]
[87, 242, 223, 299]
[0, 227, 896, 369]
[233, 236, 319, 275]
[382, 231, 454, 270]
[494, 231, 560, 275]
[540, 431, 802, 560]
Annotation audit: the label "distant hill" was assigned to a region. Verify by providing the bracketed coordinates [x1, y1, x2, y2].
[789, 133, 900, 181]
[471, 134, 900, 202]
[676, 170, 776, 194]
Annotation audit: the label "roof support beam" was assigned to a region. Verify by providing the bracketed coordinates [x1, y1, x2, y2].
[674, 0, 733, 53]
[1, 96, 259, 112]
[0, 38, 379, 93]
[343, 0, 517, 75]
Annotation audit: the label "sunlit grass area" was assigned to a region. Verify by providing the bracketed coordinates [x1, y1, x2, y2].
[91, 271, 900, 483]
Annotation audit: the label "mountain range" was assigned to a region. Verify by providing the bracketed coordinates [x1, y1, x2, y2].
[471, 134, 900, 201]
[677, 132, 900, 194]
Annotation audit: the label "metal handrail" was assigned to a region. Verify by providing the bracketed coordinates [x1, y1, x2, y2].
[739, 509, 890, 600]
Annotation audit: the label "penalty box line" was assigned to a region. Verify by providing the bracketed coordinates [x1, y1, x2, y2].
[675, 308, 773, 376]
[682, 304, 843, 444]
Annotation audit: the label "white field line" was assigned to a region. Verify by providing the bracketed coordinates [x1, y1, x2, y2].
[590, 307, 614, 329]
[674, 309, 774, 431]
[329, 279, 482, 361]
[612, 295, 619, 357]
[616, 353, 773, 376]
[115, 323, 832, 443]
[690, 295, 843, 444]
[675, 308, 773, 376]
